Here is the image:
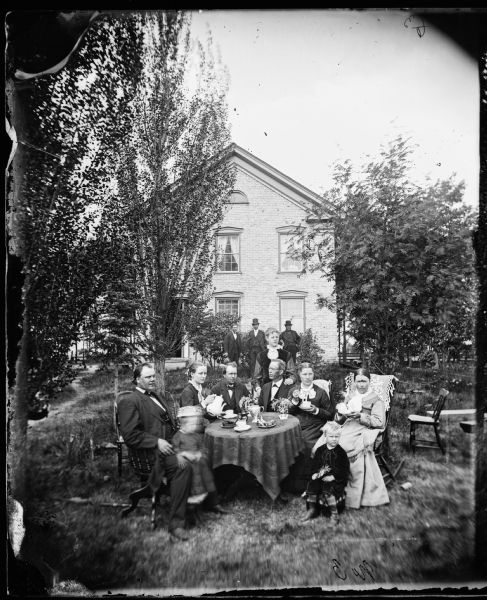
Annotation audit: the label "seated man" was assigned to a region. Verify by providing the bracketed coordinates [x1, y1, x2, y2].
[117, 362, 192, 541]
[209, 362, 250, 415]
[258, 359, 293, 412]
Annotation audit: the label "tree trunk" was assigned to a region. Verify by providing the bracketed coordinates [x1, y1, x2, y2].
[154, 356, 166, 395]
[114, 363, 119, 398]
[8, 309, 30, 504]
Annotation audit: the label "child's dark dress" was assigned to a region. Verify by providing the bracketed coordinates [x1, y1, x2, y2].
[171, 431, 216, 497]
[306, 443, 350, 499]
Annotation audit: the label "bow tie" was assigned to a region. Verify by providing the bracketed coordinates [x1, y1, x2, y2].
[272, 383, 279, 388]
[227, 383, 235, 389]
[145, 390, 154, 397]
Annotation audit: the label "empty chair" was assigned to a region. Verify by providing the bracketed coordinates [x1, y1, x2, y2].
[408, 388, 449, 455]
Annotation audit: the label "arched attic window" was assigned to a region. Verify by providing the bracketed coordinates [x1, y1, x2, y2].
[227, 190, 249, 204]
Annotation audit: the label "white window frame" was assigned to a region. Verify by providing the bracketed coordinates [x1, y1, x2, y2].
[214, 291, 243, 317]
[277, 226, 304, 273]
[277, 290, 308, 333]
[216, 227, 243, 273]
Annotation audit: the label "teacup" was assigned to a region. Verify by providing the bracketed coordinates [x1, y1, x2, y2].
[235, 418, 247, 429]
[224, 410, 236, 418]
[301, 400, 312, 410]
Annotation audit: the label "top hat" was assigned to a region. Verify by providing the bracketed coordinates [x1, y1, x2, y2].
[284, 320, 292, 326]
[252, 318, 259, 325]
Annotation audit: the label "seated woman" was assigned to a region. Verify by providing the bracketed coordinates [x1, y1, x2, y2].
[283, 363, 334, 493]
[330, 368, 389, 509]
[253, 327, 296, 390]
[180, 362, 208, 407]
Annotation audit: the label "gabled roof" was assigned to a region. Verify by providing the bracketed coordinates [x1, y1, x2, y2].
[226, 143, 335, 219]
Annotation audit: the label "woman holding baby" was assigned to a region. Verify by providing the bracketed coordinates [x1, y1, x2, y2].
[332, 368, 389, 509]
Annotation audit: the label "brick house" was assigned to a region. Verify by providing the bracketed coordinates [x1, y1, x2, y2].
[181, 143, 337, 365]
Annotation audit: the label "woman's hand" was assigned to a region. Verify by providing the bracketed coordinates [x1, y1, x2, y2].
[284, 377, 294, 385]
[347, 411, 361, 420]
[322, 475, 335, 482]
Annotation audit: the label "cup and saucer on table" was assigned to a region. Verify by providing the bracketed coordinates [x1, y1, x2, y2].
[220, 410, 239, 428]
[234, 417, 251, 432]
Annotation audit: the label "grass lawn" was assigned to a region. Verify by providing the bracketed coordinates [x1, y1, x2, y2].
[20, 363, 478, 594]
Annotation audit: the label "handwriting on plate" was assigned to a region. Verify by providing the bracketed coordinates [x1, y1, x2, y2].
[331, 558, 375, 581]
[404, 16, 428, 38]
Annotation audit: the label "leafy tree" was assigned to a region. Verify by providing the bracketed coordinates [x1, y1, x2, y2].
[105, 11, 235, 392]
[190, 311, 240, 369]
[6, 12, 145, 499]
[298, 328, 325, 367]
[296, 137, 477, 372]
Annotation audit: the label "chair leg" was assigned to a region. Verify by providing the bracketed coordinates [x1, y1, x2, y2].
[409, 423, 416, 453]
[377, 453, 395, 485]
[121, 482, 151, 518]
[434, 424, 445, 455]
[151, 492, 158, 529]
[117, 444, 123, 477]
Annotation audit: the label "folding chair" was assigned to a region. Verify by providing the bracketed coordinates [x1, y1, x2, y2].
[408, 388, 449, 455]
[345, 372, 398, 486]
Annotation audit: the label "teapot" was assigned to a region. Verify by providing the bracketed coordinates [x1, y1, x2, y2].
[206, 394, 225, 416]
[249, 404, 263, 423]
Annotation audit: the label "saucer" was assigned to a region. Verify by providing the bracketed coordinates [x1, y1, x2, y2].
[257, 421, 276, 429]
[234, 424, 251, 432]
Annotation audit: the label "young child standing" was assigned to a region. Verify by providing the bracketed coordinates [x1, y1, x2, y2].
[302, 420, 350, 526]
[172, 405, 228, 516]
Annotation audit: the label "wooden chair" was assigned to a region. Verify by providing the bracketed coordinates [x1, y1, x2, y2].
[115, 395, 169, 529]
[345, 372, 398, 486]
[408, 388, 449, 455]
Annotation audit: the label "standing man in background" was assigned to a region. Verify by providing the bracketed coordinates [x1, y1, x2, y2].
[280, 320, 301, 363]
[223, 323, 242, 365]
[247, 318, 266, 377]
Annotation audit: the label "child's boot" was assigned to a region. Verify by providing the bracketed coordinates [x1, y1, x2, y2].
[302, 495, 319, 522]
[325, 494, 340, 526]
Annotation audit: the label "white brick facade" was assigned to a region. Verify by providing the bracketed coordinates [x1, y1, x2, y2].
[209, 145, 338, 362]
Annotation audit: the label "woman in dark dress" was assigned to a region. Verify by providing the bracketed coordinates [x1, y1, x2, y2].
[253, 327, 296, 389]
[180, 362, 207, 407]
[284, 362, 335, 493]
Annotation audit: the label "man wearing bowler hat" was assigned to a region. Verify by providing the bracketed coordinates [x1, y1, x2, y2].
[247, 318, 266, 377]
[280, 320, 301, 363]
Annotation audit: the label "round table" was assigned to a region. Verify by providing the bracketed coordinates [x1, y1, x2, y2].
[204, 413, 304, 501]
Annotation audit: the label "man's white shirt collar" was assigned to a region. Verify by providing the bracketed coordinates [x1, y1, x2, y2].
[137, 386, 165, 411]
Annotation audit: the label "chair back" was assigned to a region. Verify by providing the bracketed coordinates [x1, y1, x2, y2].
[313, 379, 332, 396]
[114, 391, 131, 443]
[345, 372, 396, 412]
[432, 388, 449, 421]
[127, 447, 156, 476]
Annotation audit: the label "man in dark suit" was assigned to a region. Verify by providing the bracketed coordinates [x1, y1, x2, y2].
[280, 320, 301, 363]
[259, 359, 293, 412]
[246, 318, 266, 377]
[117, 363, 192, 541]
[223, 323, 242, 365]
[209, 362, 250, 414]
